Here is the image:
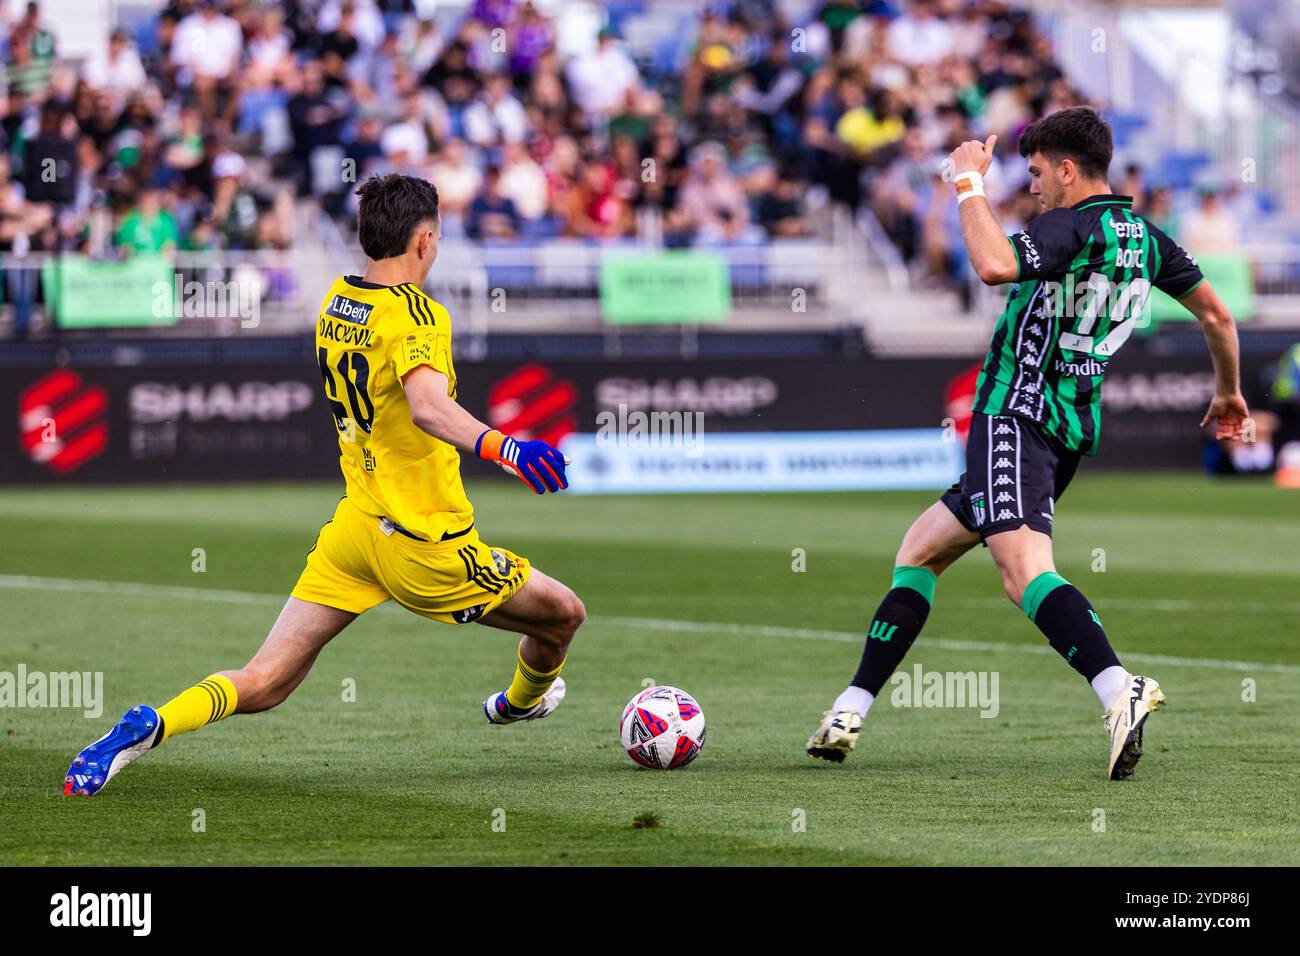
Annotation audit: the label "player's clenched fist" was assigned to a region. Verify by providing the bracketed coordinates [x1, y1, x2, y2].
[948, 134, 997, 177]
[476, 428, 569, 494]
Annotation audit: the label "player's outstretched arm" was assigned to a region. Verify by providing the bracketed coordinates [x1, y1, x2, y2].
[402, 365, 569, 494]
[950, 134, 1018, 285]
[1177, 281, 1249, 439]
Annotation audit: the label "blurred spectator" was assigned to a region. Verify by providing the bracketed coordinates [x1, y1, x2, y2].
[756, 164, 812, 237]
[1182, 185, 1240, 253]
[467, 166, 521, 240]
[565, 26, 641, 120]
[7, 2, 57, 98]
[429, 138, 482, 237]
[676, 141, 764, 245]
[170, 0, 242, 123]
[566, 156, 633, 239]
[0, 150, 51, 337]
[889, 0, 955, 66]
[82, 30, 146, 112]
[498, 139, 548, 222]
[463, 73, 527, 147]
[114, 185, 179, 254]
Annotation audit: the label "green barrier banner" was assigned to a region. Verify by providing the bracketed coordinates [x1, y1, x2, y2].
[600, 252, 731, 325]
[1148, 252, 1253, 325]
[42, 255, 178, 329]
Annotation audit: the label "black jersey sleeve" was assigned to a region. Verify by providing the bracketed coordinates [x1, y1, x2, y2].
[1151, 226, 1205, 299]
[1008, 208, 1083, 281]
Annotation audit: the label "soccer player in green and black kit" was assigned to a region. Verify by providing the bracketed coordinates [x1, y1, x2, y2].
[807, 107, 1249, 780]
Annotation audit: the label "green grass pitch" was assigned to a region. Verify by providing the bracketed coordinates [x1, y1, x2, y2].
[1, 473, 1296, 866]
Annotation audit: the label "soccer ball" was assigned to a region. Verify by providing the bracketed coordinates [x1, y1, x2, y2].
[619, 685, 706, 769]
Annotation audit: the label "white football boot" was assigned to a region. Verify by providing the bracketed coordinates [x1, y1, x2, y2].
[1104, 674, 1166, 781]
[806, 709, 862, 763]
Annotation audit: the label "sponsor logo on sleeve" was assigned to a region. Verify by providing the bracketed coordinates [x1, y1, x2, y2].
[1015, 232, 1042, 272]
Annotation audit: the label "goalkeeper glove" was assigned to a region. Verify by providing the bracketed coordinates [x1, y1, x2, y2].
[475, 428, 569, 494]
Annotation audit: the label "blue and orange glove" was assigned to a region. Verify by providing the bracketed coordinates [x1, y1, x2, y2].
[476, 429, 569, 494]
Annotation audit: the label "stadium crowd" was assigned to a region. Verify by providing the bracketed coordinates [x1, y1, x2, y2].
[0, 0, 1256, 336]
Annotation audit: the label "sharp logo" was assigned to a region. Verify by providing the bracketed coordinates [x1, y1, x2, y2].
[19, 370, 109, 473]
[130, 381, 315, 423]
[323, 294, 374, 326]
[488, 363, 577, 447]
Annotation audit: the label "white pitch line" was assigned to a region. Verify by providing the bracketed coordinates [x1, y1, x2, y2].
[2, 574, 1296, 676]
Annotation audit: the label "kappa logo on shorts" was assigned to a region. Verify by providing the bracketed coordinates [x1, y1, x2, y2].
[453, 603, 488, 624]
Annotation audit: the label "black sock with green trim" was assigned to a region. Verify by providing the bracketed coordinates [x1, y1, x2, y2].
[850, 566, 937, 695]
[1022, 571, 1121, 681]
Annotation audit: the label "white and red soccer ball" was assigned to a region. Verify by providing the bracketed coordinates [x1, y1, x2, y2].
[619, 685, 706, 769]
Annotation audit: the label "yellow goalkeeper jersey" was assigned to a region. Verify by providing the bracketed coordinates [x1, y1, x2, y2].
[314, 274, 473, 541]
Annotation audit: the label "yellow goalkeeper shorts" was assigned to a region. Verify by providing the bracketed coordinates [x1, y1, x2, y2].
[291, 496, 530, 624]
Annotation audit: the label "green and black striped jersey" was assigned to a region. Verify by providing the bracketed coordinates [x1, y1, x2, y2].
[972, 194, 1204, 455]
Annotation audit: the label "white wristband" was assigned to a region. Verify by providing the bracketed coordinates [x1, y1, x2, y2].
[954, 171, 985, 204]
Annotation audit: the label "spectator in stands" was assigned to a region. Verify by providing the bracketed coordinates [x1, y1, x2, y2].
[1182, 184, 1240, 253]
[873, 125, 934, 263]
[429, 137, 482, 238]
[507, 2, 553, 88]
[676, 141, 764, 246]
[423, 39, 479, 132]
[0, 150, 51, 338]
[1143, 182, 1178, 237]
[318, 4, 362, 92]
[287, 59, 346, 196]
[565, 156, 633, 239]
[756, 164, 812, 237]
[6, 2, 56, 98]
[114, 184, 179, 255]
[734, 29, 805, 157]
[888, 0, 955, 67]
[565, 26, 642, 121]
[467, 165, 521, 240]
[82, 29, 146, 113]
[498, 139, 548, 223]
[170, 0, 242, 125]
[463, 72, 528, 147]
[22, 100, 79, 222]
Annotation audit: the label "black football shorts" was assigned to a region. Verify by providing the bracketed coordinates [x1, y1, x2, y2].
[940, 413, 1081, 539]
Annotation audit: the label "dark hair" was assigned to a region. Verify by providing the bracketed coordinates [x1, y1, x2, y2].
[355, 173, 440, 260]
[1018, 106, 1112, 181]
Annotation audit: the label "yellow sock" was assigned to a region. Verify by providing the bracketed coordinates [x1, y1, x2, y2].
[157, 674, 238, 742]
[505, 650, 564, 710]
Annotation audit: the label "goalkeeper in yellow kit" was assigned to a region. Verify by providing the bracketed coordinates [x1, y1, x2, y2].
[62, 174, 585, 796]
